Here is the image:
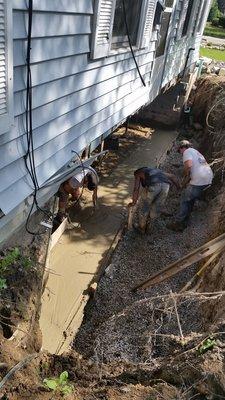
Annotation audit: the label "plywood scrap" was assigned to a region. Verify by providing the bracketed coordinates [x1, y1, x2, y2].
[132, 233, 225, 292]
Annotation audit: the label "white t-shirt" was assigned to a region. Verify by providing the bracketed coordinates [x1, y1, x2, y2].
[183, 148, 213, 186]
[69, 166, 99, 189]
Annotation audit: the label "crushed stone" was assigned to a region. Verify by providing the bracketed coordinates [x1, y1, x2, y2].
[74, 140, 216, 364]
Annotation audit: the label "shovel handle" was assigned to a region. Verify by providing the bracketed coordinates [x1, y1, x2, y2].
[128, 206, 135, 230]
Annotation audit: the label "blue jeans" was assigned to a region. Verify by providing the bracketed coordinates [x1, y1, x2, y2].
[177, 184, 209, 224]
[139, 183, 170, 227]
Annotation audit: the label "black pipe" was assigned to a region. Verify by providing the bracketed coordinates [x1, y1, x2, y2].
[181, 47, 195, 78]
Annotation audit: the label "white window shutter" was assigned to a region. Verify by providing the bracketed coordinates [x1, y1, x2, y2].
[91, 0, 116, 59]
[137, 0, 158, 49]
[0, 0, 13, 136]
[176, 0, 189, 39]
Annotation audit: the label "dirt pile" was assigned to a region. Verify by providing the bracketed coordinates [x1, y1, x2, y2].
[192, 76, 225, 162]
[191, 76, 225, 331]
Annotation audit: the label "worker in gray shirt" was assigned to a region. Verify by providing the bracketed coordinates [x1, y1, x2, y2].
[56, 166, 99, 222]
[129, 167, 180, 234]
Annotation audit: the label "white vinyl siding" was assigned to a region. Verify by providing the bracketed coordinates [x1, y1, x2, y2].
[0, 0, 209, 242]
[0, 0, 13, 135]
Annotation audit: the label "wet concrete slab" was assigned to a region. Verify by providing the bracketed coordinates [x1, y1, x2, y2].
[40, 128, 178, 354]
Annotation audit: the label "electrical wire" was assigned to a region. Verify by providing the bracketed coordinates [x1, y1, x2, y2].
[122, 0, 146, 87]
[23, 2, 99, 233]
[24, 0, 53, 235]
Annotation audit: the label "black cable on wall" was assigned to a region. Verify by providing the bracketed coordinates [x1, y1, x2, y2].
[122, 0, 146, 87]
[24, 0, 52, 235]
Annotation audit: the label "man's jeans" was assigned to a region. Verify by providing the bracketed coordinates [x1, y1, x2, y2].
[176, 184, 209, 224]
[138, 183, 170, 228]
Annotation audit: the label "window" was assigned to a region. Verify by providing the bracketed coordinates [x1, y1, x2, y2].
[91, 0, 158, 59]
[182, 0, 194, 36]
[111, 0, 143, 48]
[0, 0, 13, 135]
[156, 11, 171, 57]
[176, 0, 192, 39]
[153, 1, 165, 28]
[154, 0, 174, 58]
[165, 0, 174, 6]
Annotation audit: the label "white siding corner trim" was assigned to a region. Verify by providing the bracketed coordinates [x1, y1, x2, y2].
[91, 0, 116, 59]
[0, 0, 13, 135]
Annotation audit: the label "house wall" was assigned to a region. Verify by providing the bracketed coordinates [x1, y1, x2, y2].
[0, 0, 210, 243]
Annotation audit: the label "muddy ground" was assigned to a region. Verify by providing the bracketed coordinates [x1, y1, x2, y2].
[1, 77, 225, 399]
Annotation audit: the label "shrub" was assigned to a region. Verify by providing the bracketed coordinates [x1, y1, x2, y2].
[212, 18, 220, 26]
[219, 15, 225, 28]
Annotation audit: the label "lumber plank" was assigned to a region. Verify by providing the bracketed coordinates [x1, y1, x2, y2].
[133, 233, 225, 291]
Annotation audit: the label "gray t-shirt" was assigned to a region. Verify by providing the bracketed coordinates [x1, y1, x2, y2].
[69, 166, 99, 189]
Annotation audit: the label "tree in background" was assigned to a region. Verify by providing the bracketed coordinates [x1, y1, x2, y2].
[218, 0, 225, 15]
[208, 0, 222, 21]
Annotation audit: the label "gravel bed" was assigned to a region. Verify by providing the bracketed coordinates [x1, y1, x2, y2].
[74, 144, 215, 364]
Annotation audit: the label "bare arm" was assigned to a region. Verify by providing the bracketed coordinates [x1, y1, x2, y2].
[130, 176, 141, 206]
[92, 187, 98, 207]
[182, 160, 192, 187]
[164, 173, 180, 189]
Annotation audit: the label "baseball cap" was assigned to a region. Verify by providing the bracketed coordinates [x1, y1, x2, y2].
[178, 140, 191, 150]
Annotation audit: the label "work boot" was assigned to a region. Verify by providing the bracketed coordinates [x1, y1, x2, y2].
[166, 220, 186, 232]
[133, 222, 146, 235]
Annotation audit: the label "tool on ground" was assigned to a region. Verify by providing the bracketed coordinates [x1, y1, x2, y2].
[132, 232, 225, 292]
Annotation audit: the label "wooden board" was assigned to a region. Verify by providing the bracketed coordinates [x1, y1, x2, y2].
[133, 233, 225, 291]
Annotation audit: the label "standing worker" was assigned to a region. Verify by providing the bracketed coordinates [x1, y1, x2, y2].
[129, 167, 180, 234]
[168, 140, 213, 231]
[56, 166, 99, 222]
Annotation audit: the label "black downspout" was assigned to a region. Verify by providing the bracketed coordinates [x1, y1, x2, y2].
[180, 47, 195, 78]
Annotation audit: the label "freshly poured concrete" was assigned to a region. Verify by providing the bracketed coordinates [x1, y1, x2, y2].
[40, 128, 178, 354]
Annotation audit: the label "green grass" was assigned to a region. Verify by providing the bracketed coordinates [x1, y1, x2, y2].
[200, 47, 225, 61]
[204, 23, 225, 39]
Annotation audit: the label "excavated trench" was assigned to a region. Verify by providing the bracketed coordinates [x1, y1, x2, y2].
[2, 77, 225, 399]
